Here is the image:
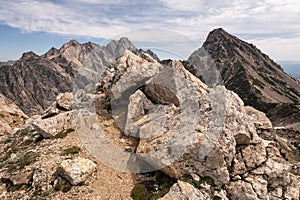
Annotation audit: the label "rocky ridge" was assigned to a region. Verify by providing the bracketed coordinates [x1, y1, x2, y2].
[187, 28, 300, 128]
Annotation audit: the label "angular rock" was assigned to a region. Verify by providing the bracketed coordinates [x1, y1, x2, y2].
[11, 170, 34, 186]
[58, 157, 97, 185]
[158, 180, 210, 200]
[125, 90, 154, 137]
[245, 106, 273, 129]
[241, 142, 267, 169]
[32, 112, 75, 136]
[0, 93, 28, 134]
[226, 180, 258, 200]
[56, 92, 74, 111]
[99, 51, 300, 200]
[245, 175, 268, 199]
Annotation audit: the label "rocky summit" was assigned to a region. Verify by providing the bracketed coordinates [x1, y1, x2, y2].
[0, 29, 300, 200]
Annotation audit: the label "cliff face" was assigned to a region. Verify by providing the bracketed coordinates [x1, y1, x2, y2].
[187, 28, 300, 127]
[0, 38, 137, 116]
[0, 51, 72, 115]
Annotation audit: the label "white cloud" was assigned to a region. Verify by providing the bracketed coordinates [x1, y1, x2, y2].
[249, 35, 300, 61]
[73, 0, 123, 4]
[0, 0, 299, 60]
[160, 0, 205, 12]
[0, 0, 129, 38]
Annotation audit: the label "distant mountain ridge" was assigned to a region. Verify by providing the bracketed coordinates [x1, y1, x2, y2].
[187, 28, 300, 127]
[0, 38, 138, 116]
[1, 29, 300, 128]
[0, 60, 15, 67]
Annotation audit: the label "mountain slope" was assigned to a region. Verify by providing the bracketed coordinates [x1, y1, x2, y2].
[0, 38, 137, 116]
[187, 28, 300, 127]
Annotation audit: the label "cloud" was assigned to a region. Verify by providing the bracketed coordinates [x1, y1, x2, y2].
[0, 0, 129, 38]
[249, 35, 300, 61]
[73, 0, 123, 4]
[0, 0, 299, 59]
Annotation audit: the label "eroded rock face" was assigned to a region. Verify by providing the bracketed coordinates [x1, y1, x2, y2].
[32, 112, 75, 136]
[0, 38, 137, 117]
[58, 157, 97, 185]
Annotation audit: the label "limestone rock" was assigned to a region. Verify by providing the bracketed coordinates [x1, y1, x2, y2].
[245, 106, 273, 129]
[58, 157, 97, 185]
[225, 180, 258, 200]
[241, 142, 267, 169]
[0, 93, 28, 134]
[158, 180, 210, 200]
[56, 92, 74, 111]
[32, 112, 74, 136]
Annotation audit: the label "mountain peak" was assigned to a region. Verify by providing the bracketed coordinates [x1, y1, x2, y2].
[21, 51, 39, 60]
[205, 28, 238, 45]
[187, 28, 300, 126]
[60, 39, 81, 51]
[105, 37, 137, 58]
[67, 39, 81, 46]
[210, 27, 227, 34]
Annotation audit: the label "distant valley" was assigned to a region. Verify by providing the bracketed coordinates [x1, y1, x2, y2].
[278, 60, 300, 79]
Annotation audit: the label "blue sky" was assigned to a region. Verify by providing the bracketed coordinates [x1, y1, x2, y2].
[0, 0, 299, 61]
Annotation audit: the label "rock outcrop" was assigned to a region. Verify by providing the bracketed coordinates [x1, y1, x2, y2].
[158, 180, 210, 200]
[187, 28, 300, 128]
[98, 50, 300, 199]
[58, 157, 97, 185]
[0, 93, 28, 133]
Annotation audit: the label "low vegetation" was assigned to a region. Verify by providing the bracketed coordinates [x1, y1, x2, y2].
[54, 128, 75, 139]
[60, 146, 81, 156]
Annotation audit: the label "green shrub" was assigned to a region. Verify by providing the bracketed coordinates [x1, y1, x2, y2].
[54, 128, 75, 139]
[60, 146, 81, 156]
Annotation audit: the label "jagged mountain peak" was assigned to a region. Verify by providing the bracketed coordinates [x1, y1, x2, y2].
[207, 27, 231, 38]
[105, 37, 137, 59]
[0, 37, 139, 116]
[203, 28, 283, 71]
[21, 51, 39, 60]
[63, 39, 81, 48]
[187, 28, 300, 127]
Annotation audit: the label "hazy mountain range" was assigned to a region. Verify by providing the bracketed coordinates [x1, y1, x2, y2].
[279, 61, 300, 79]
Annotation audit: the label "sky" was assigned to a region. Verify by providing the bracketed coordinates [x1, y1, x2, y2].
[0, 0, 300, 62]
